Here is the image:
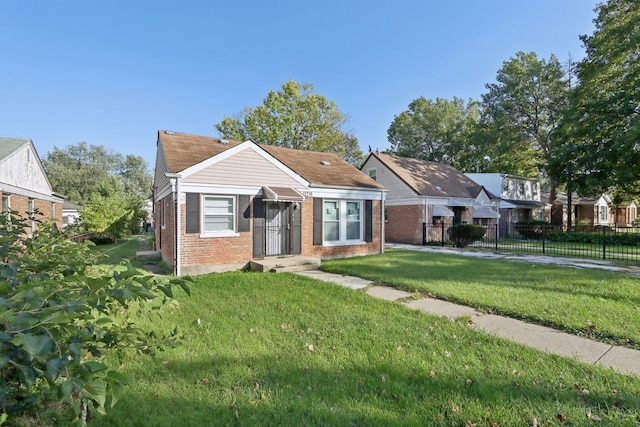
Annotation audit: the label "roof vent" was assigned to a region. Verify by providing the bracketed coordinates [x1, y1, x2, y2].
[219, 139, 229, 144]
[164, 130, 175, 135]
[320, 160, 331, 166]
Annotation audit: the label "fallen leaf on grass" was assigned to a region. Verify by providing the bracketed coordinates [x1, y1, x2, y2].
[249, 328, 256, 333]
[201, 378, 209, 385]
[280, 323, 290, 329]
[307, 344, 315, 351]
[557, 413, 567, 422]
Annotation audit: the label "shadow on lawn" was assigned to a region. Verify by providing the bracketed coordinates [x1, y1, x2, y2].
[95, 354, 640, 426]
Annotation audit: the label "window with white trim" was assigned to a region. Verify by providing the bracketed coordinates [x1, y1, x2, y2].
[2, 195, 9, 222]
[323, 200, 362, 243]
[203, 196, 235, 233]
[28, 199, 35, 234]
[599, 205, 608, 223]
[367, 168, 377, 181]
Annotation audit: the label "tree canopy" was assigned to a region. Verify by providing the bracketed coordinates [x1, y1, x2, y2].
[42, 142, 152, 235]
[552, 0, 640, 197]
[387, 97, 481, 171]
[215, 80, 364, 165]
[479, 51, 569, 177]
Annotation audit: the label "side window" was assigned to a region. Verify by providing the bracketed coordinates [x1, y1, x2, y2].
[367, 168, 377, 181]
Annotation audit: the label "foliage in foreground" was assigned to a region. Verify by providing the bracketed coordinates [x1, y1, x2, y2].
[0, 213, 190, 425]
[92, 272, 640, 426]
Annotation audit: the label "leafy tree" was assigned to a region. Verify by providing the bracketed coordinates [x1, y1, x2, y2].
[43, 143, 152, 235]
[0, 211, 190, 424]
[43, 143, 151, 205]
[479, 51, 570, 224]
[387, 97, 482, 171]
[479, 51, 569, 178]
[215, 80, 364, 165]
[552, 0, 640, 197]
[80, 177, 131, 238]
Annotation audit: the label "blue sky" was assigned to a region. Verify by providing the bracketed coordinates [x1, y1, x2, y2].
[1, 1, 599, 169]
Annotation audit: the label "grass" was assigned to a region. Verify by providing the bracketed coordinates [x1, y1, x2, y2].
[90, 272, 640, 426]
[321, 249, 640, 349]
[66, 241, 639, 425]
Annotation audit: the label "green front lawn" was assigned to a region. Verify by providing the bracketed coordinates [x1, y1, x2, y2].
[86, 271, 640, 426]
[322, 249, 640, 348]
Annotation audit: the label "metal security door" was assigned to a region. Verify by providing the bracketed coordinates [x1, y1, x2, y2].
[265, 202, 290, 256]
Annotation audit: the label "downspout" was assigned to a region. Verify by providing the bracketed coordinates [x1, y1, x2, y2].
[380, 190, 385, 254]
[166, 173, 182, 276]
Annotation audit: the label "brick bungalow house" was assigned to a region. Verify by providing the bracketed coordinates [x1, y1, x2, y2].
[361, 152, 499, 245]
[0, 137, 64, 233]
[153, 131, 386, 275]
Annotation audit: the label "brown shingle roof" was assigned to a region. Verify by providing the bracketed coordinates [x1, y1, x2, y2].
[158, 130, 244, 173]
[158, 130, 384, 190]
[373, 153, 487, 198]
[259, 145, 384, 189]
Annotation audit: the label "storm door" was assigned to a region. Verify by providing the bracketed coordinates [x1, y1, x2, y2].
[265, 202, 290, 256]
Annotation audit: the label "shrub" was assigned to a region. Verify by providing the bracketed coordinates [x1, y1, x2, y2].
[514, 219, 550, 240]
[0, 211, 190, 425]
[447, 224, 486, 248]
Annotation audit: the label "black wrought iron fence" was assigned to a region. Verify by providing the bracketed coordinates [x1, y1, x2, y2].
[423, 222, 640, 264]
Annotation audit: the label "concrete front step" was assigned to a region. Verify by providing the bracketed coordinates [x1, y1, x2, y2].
[136, 250, 161, 260]
[250, 256, 321, 273]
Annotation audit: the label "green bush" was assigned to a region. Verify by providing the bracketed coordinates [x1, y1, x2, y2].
[547, 229, 640, 246]
[447, 224, 486, 248]
[0, 211, 190, 425]
[514, 219, 550, 240]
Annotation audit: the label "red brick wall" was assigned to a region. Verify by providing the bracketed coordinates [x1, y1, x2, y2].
[385, 204, 425, 244]
[1, 191, 62, 230]
[158, 194, 385, 274]
[301, 199, 383, 258]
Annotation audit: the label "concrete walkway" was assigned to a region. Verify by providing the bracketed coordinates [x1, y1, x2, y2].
[295, 266, 640, 378]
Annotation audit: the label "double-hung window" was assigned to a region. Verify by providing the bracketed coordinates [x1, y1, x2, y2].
[323, 200, 362, 244]
[203, 196, 235, 233]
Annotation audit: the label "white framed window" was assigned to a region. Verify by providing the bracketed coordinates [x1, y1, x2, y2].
[323, 200, 362, 244]
[28, 199, 35, 235]
[1, 195, 9, 213]
[2, 195, 10, 222]
[203, 195, 236, 234]
[161, 199, 167, 229]
[599, 205, 608, 223]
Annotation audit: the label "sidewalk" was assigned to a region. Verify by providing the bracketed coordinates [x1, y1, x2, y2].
[295, 259, 640, 377]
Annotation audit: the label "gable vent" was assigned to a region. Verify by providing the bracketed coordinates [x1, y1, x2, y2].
[320, 160, 331, 166]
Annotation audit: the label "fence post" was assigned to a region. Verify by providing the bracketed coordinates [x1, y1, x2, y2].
[542, 225, 546, 254]
[602, 226, 606, 260]
[441, 222, 445, 247]
[422, 222, 427, 245]
[495, 224, 498, 251]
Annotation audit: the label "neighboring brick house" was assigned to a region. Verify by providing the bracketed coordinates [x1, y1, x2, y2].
[0, 137, 64, 233]
[153, 131, 386, 275]
[361, 152, 499, 245]
[542, 191, 615, 228]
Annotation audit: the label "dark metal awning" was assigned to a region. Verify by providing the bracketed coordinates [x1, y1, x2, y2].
[473, 206, 500, 218]
[262, 186, 305, 202]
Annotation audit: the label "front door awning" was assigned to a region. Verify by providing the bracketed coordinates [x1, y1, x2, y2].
[473, 206, 500, 218]
[262, 186, 305, 203]
[432, 205, 454, 217]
